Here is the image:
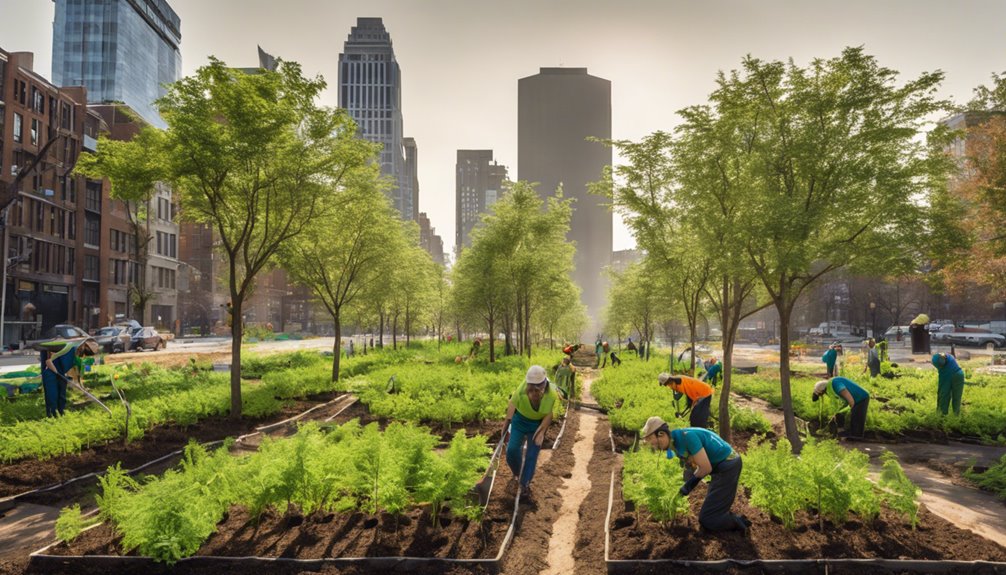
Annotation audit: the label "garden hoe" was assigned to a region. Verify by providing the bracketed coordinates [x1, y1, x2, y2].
[471, 428, 508, 506]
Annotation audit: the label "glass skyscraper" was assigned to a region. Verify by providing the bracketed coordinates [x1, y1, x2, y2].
[338, 18, 411, 220]
[52, 0, 181, 128]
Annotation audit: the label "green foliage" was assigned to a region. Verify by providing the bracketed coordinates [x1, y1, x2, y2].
[55, 504, 97, 544]
[879, 451, 921, 529]
[622, 449, 690, 523]
[730, 405, 772, 434]
[966, 454, 1006, 501]
[741, 438, 805, 529]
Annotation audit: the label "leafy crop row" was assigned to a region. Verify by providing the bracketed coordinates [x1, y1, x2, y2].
[622, 449, 689, 524]
[63, 421, 489, 563]
[966, 455, 1006, 501]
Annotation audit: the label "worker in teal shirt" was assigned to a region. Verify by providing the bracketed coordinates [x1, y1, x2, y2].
[812, 376, 870, 439]
[701, 357, 722, 386]
[821, 342, 842, 377]
[641, 417, 750, 533]
[932, 353, 965, 416]
[502, 365, 556, 503]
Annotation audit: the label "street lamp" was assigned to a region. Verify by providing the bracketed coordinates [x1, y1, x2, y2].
[869, 302, 877, 339]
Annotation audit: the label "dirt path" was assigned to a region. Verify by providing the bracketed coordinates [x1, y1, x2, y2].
[540, 375, 601, 575]
[734, 391, 1006, 547]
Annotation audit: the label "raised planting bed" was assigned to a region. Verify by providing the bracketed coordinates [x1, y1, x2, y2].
[604, 463, 1006, 574]
[29, 420, 531, 573]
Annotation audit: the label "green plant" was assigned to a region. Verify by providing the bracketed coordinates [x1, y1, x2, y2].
[741, 438, 805, 529]
[622, 450, 690, 524]
[55, 504, 98, 543]
[879, 451, 921, 529]
[966, 454, 1006, 501]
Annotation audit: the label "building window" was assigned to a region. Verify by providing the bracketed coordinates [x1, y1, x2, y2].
[85, 181, 101, 212]
[30, 119, 38, 146]
[32, 87, 44, 114]
[13, 113, 22, 143]
[169, 233, 176, 258]
[84, 215, 100, 247]
[84, 255, 99, 281]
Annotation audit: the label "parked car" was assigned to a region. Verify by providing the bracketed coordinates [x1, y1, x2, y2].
[131, 327, 167, 351]
[929, 325, 1006, 350]
[883, 325, 911, 341]
[93, 326, 132, 354]
[26, 324, 89, 350]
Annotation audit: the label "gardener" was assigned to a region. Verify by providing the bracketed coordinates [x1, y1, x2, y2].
[640, 416, 751, 533]
[553, 357, 577, 401]
[658, 373, 714, 428]
[627, 337, 638, 357]
[822, 342, 842, 377]
[863, 338, 881, 378]
[39, 339, 98, 418]
[932, 352, 965, 416]
[812, 376, 870, 439]
[701, 357, 722, 387]
[468, 337, 482, 360]
[502, 365, 556, 502]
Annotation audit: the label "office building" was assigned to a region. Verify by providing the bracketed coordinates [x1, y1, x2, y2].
[52, 0, 182, 128]
[518, 67, 612, 330]
[455, 150, 507, 255]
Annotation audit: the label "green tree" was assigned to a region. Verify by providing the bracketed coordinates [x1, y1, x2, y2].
[156, 58, 376, 417]
[704, 49, 949, 448]
[280, 172, 403, 381]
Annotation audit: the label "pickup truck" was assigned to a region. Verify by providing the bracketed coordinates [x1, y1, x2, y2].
[929, 325, 1006, 349]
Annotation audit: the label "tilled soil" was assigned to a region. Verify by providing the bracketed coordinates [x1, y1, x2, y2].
[607, 465, 1006, 562]
[0, 393, 338, 501]
[571, 406, 617, 575]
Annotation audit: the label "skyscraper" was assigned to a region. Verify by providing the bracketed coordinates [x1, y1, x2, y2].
[402, 136, 418, 221]
[455, 150, 508, 255]
[518, 68, 612, 332]
[51, 0, 182, 128]
[338, 17, 411, 219]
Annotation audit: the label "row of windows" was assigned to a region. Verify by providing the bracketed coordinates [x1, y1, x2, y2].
[156, 197, 173, 221]
[7, 235, 76, 277]
[153, 266, 176, 289]
[11, 198, 76, 240]
[155, 231, 177, 258]
[110, 228, 132, 254]
[110, 258, 138, 286]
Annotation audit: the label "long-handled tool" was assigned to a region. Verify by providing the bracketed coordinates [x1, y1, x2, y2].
[471, 428, 509, 506]
[57, 372, 112, 415]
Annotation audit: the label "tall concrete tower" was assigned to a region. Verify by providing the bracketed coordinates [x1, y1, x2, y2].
[518, 68, 612, 333]
[338, 17, 411, 219]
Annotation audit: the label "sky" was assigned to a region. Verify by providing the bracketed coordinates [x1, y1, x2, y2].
[3, 0, 1006, 259]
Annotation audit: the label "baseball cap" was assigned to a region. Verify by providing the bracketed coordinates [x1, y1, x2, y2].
[811, 380, 829, 401]
[657, 372, 671, 385]
[641, 416, 667, 438]
[526, 365, 548, 385]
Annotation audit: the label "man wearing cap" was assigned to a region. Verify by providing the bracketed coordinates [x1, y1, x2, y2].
[640, 416, 750, 533]
[932, 353, 965, 416]
[822, 342, 842, 378]
[39, 339, 99, 418]
[812, 376, 870, 439]
[658, 373, 714, 428]
[502, 365, 556, 501]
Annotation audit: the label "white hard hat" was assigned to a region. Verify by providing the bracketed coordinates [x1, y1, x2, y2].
[526, 365, 548, 385]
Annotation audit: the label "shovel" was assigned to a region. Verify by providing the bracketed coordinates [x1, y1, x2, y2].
[470, 428, 509, 506]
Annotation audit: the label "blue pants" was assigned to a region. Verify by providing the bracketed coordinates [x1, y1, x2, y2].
[42, 374, 67, 417]
[506, 411, 545, 488]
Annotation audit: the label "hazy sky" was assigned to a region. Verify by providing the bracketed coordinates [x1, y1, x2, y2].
[3, 0, 1006, 258]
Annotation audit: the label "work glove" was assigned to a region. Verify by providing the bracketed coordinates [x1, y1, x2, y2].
[679, 475, 702, 496]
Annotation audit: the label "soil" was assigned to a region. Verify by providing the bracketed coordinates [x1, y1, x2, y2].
[571, 380, 618, 575]
[0, 393, 341, 502]
[607, 457, 1006, 563]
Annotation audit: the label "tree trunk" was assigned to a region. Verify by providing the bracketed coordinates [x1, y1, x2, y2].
[332, 314, 342, 382]
[488, 316, 496, 363]
[777, 301, 803, 452]
[378, 310, 385, 348]
[230, 296, 243, 419]
[392, 313, 399, 350]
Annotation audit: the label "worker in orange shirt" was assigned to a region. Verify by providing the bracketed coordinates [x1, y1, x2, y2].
[658, 372, 714, 428]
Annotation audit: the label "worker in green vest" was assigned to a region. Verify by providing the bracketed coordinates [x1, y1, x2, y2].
[502, 365, 556, 503]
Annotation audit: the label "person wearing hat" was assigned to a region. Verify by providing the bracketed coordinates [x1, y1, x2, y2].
[701, 357, 722, 387]
[640, 416, 750, 533]
[502, 365, 556, 500]
[658, 373, 714, 428]
[863, 339, 881, 378]
[822, 342, 842, 378]
[932, 353, 965, 416]
[39, 339, 99, 418]
[553, 357, 577, 402]
[812, 377, 870, 439]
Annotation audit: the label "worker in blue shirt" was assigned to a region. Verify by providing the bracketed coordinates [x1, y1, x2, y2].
[701, 357, 722, 387]
[821, 342, 842, 377]
[812, 376, 870, 439]
[38, 339, 99, 417]
[640, 417, 750, 533]
[932, 353, 965, 416]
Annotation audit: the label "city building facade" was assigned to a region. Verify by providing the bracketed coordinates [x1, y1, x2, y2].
[417, 211, 445, 266]
[338, 17, 414, 220]
[455, 150, 508, 256]
[52, 0, 182, 128]
[518, 68, 612, 332]
[0, 49, 112, 344]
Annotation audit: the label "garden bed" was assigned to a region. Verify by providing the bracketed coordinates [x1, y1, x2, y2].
[604, 467, 1006, 567]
